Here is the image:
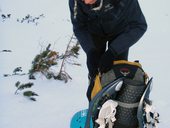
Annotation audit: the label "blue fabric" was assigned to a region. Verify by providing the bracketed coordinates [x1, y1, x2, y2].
[70, 109, 93, 128]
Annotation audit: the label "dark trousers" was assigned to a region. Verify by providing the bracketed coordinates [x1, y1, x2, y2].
[87, 34, 129, 78]
[86, 34, 129, 101]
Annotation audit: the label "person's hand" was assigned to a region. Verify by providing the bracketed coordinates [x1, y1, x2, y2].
[99, 49, 115, 73]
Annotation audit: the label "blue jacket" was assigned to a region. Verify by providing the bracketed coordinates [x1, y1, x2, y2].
[69, 0, 147, 55]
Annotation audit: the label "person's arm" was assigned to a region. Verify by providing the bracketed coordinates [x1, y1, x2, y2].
[109, 0, 147, 55]
[69, 0, 95, 54]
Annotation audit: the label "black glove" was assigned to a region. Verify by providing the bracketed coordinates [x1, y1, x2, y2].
[99, 49, 115, 73]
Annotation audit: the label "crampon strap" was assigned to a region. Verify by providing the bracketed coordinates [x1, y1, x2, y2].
[95, 100, 118, 128]
[143, 102, 160, 128]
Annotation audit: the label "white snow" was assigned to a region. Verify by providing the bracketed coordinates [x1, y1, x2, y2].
[0, 0, 170, 127]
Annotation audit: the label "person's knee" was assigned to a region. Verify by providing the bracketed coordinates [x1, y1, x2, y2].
[115, 49, 129, 60]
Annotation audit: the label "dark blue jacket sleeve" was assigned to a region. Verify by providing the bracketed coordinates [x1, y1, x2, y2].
[69, 0, 95, 54]
[109, 0, 147, 55]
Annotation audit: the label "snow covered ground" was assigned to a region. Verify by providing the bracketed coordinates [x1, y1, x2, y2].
[0, 0, 170, 127]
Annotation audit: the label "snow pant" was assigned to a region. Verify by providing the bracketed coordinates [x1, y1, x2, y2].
[86, 34, 129, 101]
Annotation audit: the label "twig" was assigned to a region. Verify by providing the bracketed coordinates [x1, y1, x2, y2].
[58, 34, 74, 74]
[0, 50, 12, 52]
